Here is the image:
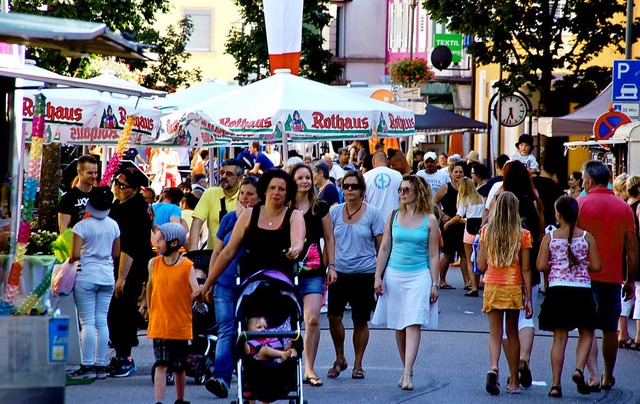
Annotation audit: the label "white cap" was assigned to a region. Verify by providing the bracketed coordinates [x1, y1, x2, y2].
[424, 151, 438, 161]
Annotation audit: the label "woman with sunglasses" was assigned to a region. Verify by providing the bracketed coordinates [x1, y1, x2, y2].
[290, 163, 337, 387]
[199, 176, 261, 398]
[327, 170, 385, 381]
[372, 175, 440, 390]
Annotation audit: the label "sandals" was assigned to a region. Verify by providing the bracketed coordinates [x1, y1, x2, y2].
[601, 373, 616, 391]
[351, 367, 365, 379]
[439, 284, 455, 290]
[485, 370, 500, 395]
[326, 360, 347, 379]
[618, 338, 640, 350]
[548, 385, 562, 398]
[572, 369, 590, 395]
[518, 359, 532, 388]
[303, 376, 323, 387]
[587, 379, 601, 392]
[400, 372, 413, 390]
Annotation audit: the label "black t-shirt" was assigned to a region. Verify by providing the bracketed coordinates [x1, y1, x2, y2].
[533, 176, 564, 227]
[108, 193, 154, 284]
[299, 202, 330, 279]
[122, 148, 139, 161]
[57, 187, 96, 229]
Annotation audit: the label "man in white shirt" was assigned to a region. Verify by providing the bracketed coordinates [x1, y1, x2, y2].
[323, 155, 345, 184]
[417, 151, 450, 194]
[363, 151, 403, 220]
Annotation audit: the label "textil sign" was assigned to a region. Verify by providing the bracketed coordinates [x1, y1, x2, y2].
[434, 33, 463, 63]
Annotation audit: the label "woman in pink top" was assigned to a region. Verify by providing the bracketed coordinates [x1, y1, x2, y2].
[537, 196, 601, 397]
[477, 192, 533, 395]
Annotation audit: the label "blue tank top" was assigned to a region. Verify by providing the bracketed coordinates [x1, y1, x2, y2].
[387, 212, 430, 271]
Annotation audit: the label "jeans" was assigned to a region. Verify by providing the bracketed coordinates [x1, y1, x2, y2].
[213, 284, 237, 388]
[74, 281, 115, 366]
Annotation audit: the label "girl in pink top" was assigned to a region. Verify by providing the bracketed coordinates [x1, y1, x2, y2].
[477, 191, 533, 395]
[537, 196, 601, 397]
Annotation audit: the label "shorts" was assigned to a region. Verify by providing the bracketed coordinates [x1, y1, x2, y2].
[153, 339, 188, 372]
[634, 282, 640, 320]
[463, 230, 477, 245]
[442, 222, 465, 257]
[298, 275, 325, 296]
[621, 288, 636, 317]
[591, 281, 622, 332]
[328, 272, 375, 323]
[500, 284, 538, 338]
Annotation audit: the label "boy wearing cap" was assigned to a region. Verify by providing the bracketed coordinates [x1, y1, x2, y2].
[511, 134, 539, 174]
[147, 222, 198, 404]
[68, 187, 121, 380]
[417, 151, 450, 194]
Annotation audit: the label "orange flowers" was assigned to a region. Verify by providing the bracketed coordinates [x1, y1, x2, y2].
[388, 58, 435, 88]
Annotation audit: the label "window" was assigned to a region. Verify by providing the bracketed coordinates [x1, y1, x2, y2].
[184, 10, 212, 52]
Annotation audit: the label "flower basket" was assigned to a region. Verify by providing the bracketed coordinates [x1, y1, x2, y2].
[26, 229, 58, 255]
[387, 58, 435, 88]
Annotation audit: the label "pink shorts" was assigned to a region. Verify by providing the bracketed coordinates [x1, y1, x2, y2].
[463, 231, 477, 244]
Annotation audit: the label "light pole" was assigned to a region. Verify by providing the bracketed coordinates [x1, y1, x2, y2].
[626, 0, 633, 58]
[409, 0, 418, 61]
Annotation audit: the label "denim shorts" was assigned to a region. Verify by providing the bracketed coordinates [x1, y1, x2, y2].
[298, 275, 325, 296]
[591, 281, 622, 332]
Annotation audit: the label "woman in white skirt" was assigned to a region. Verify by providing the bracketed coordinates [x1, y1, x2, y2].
[373, 174, 440, 390]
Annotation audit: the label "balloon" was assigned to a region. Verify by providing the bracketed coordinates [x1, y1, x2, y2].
[17, 221, 30, 243]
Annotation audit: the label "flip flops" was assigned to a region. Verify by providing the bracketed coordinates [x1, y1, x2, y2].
[303, 376, 324, 387]
[572, 369, 591, 395]
[439, 284, 455, 290]
[326, 360, 347, 378]
[485, 370, 500, 395]
[601, 373, 616, 391]
[518, 359, 532, 388]
[548, 385, 562, 398]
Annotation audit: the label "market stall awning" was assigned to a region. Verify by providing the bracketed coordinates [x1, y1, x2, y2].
[0, 12, 154, 61]
[415, 104, 487, 134]
[538, 84, 612, 137]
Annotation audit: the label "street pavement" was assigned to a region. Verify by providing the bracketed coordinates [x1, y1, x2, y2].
[66, 268, 640, 403]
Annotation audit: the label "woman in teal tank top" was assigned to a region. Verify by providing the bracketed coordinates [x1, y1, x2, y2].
[372, 174, 441, 391]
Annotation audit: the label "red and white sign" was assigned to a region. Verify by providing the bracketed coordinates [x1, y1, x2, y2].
[264, 0, 303, 75]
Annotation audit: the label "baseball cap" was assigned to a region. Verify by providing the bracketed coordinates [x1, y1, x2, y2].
[86, 186, 113, 219]
[424, 151, 438, 161]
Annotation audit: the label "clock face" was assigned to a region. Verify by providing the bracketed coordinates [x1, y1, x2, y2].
[496, 95, 529, 127]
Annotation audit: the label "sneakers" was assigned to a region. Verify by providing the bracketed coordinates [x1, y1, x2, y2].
[68, 365, 96, 380]
[94, 365, 108, 379]
[110, 357, 137, 378]
[205, 378, 229, 398]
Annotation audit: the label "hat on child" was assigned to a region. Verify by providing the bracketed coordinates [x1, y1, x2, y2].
[158, 222, 187, 248]
[86, 186, 113, 219]
[515, 134, 535, 151]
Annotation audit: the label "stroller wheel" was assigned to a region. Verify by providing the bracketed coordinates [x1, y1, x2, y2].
[194, 362, 206, 385]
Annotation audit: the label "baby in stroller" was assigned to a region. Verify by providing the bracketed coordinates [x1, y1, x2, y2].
[245, 316, 298, 363]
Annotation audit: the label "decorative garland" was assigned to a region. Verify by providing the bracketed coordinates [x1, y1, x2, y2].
[100, 115, 135, 186]
[3, 94, 45, 309]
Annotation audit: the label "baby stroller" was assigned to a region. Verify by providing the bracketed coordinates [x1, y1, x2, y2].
[151, 259, 218, 386]
[233, 270, 305, 403]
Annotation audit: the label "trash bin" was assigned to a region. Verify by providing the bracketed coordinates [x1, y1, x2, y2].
[0, 316, 69, 403]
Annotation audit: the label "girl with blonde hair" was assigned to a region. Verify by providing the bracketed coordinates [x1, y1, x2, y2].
[443, 177, 485, 296]
[477, 191, 533, 395]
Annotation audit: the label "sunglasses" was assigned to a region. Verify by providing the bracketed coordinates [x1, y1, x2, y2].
[113, 178, 133, 189]
[398, 186, 413, 194]
[342, 183, 362, 190]
[218, 170, 238, 178]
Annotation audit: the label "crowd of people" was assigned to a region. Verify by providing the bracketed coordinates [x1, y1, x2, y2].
[59, 136, 638, 402]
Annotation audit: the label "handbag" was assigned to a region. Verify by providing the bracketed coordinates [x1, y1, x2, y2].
[51, 258, 78, 297]
[471, 234, 482, 275]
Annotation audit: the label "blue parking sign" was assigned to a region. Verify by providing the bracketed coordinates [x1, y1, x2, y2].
[613, 60, 640, 102]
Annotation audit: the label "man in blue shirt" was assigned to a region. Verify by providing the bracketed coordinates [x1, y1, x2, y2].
[246, 141, 274, 175]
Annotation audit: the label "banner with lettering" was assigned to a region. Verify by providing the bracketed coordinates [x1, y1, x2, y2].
[264, 0, 303, 75]
[22, 89, 233, 147]
[158, 69, 415, 144]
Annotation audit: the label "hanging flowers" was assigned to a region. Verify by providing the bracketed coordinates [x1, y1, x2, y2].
[387, 58, 435, 88]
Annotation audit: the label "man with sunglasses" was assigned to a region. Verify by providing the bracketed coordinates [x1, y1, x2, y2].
[188, 159, 244, 251]
[107, 167, 154, 378]
[58, 154, 99, 233]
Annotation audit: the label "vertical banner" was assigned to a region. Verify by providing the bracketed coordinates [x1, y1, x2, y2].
[264, 0, 303, 75]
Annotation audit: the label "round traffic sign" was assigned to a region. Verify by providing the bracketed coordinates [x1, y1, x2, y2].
[593, 110, 631, 140]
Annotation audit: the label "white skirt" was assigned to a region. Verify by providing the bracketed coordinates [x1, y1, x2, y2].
[372, 266, 432, 330]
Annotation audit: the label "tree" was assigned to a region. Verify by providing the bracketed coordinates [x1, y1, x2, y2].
[10, 0, 170, 77]
[225, 0, 343, 85]
[424, 0, 639, 114]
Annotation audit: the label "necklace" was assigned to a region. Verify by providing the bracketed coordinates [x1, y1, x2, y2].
[345, 203, 363, 220]
[266, 206, 285, 227]
[163, 254, 180, 266]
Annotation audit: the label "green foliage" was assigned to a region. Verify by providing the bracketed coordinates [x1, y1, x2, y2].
[423, 0, 637, 114]
[388, 58, 435, 87]
[9, 1, 200, 91]
[136, 18, 203, 91]
[225, 0, 343, 85]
